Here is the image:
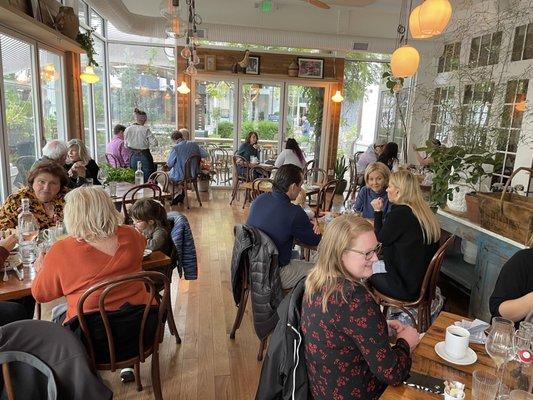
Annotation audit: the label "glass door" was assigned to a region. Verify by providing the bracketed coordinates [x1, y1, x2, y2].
[285, 84, 325, 167]
[239, 82, 282, 162]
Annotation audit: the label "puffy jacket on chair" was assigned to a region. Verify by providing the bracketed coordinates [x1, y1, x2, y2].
[168, 211, 197, 280]
[230, 224, 283, 341]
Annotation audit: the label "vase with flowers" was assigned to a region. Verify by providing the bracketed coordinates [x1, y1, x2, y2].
[198, 160, 214, 192]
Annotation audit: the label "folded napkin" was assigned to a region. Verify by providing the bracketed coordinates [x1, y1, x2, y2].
[372, 260, 387, 274]
[454, 319, 489, 344]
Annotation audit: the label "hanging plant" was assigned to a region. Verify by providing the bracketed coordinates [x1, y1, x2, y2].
[76, 28, 99, 67]
[382, 65, 404, 94]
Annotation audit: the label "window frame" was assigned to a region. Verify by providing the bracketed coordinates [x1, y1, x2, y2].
[511, 23, 533, 62]
[429, 86, 455, 144]
[438, 42, 461, 73]
[468, 31, 502, 67]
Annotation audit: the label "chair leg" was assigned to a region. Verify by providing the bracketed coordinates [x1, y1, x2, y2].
[193, 180, 202, 207]
[257, 337, 267, 362]
[2, 364, 14, 400]
[151, 349, 163, 400]
[230, 178, 239, 205]
[134, 362, 143, 392]
[36, 303, 41, 320]
[229, 288, 249, 339]
[184, 183, 190, 209]
[166, 301, 182, 344]
[242, 188, 250, 209]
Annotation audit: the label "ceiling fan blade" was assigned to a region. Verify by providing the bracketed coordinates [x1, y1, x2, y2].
[307, 0, 331, 9]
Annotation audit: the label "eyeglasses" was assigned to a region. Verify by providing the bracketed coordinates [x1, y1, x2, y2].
[345, 243, 382, 260]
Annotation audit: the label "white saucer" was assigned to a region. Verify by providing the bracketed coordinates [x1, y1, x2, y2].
[143, 249, 153, 259]
[435, 341, 477, 365]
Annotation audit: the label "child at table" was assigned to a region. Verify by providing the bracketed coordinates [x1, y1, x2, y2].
[130, 198, 172, 255]
[353, 162, 391, 218]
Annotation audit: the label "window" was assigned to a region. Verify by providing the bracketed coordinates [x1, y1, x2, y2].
[469, 32, 502, 67]
[493, 79, 529, 185]
[108, 44, 176, 154]
[78, 0, 89, 26]
[429, 86, 455, 144]
[90, 10, 105, 36]
[39, 49, 66, 142]
[458, 82, 494, 150]
[438, 42, 460, 73]
[376, 87, 409, 149]
[0, 33, 39, 191]
[511, 23, 533, 61]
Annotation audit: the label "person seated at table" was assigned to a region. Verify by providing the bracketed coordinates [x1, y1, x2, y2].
[106, 124, 131, 168]
[247, 164, 321, 289]
[0, 160, 69, 230]
[353, 162, 391, 218]
[236, 131, 260, 162]
[0, 233, 34, 326]
[490, 248, 533, 326]
[130, 198, 172, 255]
[274, 138, 306, 170]
[411, 139, 441, 168]
[167, 129, 205, 204]
[34, 139, 68, 167]
[65, 139, 100, 186]
[301, 215, 419, 400]
[31, 186, 157, 382]
[377, 142, 399, 171]
[369, 170, 440, 301]
[356, 139, 386, 175]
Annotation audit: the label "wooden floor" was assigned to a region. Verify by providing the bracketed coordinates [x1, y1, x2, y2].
[103, 189, 261, 399]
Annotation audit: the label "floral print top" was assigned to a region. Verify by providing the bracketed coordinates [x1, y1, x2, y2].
[0, 186, 67, 230]
[301, 280, 411, 400]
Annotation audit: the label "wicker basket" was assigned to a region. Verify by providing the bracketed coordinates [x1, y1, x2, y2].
[477, 167, 533, 246]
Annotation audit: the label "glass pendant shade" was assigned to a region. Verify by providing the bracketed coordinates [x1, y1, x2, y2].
[390, 45, 420, 78]
[185, 62, 197, 75]
[419, 0, 452, 36]
[80, 65, 100, 84]
[409, 5, 433, 39]
[177, 81, 190, 94]
[331, 90, 344, 102]
[180, 46, 192, 59]
[192, 52, 200, 65]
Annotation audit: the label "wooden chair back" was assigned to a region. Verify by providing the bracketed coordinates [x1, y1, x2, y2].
[122, 183, 163, 223]
[353, 151, 364, 164]
[251, 178, 273, 200]
[304, 159, 316, 173]
[184, 154, 201, 181]
[148, 171, 169, 192]
[345, 158, 359, 202]
[316, 179, 340, 213]
[232, 155, 250, 181]
[248, 166, 269, 181]
[304, 167, 327, 186]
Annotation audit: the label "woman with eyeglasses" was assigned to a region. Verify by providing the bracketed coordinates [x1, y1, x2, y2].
[369, 170, 441, 302]
[302, 215, 419, 400]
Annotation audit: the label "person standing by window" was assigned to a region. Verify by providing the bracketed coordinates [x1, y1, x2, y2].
[124, 108, 158, 181]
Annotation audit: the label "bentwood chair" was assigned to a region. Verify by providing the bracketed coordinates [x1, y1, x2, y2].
[304, 167, 327, 208]
[250, 178, 273, 201]
[230, 155, 251, 205]
[344, 158, 359, 202]
[181, 154, 202, 209]
[315, 179, 341, 214]
[304, 159, 317, 173]
[122, 183, 163, 224]
[242, 166, 270, 208]
[148, 171, 170, 193]
[371, 235, 456, 333]
[105, 153, 120, 167]
[76, 271, 171, 399]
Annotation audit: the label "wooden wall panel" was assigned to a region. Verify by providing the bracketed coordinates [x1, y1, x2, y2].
[64, 51, 84, 140]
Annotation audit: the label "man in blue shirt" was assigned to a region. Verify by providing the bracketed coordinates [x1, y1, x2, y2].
[246, 164, 321, 289]
[166, 129, 208, 204]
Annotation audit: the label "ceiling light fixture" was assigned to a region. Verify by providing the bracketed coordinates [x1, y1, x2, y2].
[80, 65, 100, 84]
[390, 0, 420, 78]
[177, 81, 191, 94]
[418, 0, 452, 36]
[331, 90, 344, 103]
[409, 5, 432, 39]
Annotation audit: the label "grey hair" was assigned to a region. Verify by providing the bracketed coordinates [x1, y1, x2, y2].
[178, 128, 190, 140]
[42, 140, 68, 161]
[67, 139, 91, 165]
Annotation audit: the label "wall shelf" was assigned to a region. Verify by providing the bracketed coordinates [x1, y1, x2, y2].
[0, 1, 84, 54]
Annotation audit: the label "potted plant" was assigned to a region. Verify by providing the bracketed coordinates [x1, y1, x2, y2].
[198, 160, 214, 192]
[334, 156, 349, 195]
[422, 142, 497, 213]
[100, 164, 135, 183]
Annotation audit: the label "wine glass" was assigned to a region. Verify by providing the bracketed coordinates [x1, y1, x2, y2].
[97, 168, 108, 186]
[486, 317, 515, 394]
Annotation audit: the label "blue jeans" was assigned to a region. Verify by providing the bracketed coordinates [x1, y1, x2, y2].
[130, 150, 155, 182]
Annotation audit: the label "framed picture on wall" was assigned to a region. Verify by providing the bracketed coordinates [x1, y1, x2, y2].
[297, 57, 324, 79]
[246, 56, 260, 75]
[205, 55, 216, 71]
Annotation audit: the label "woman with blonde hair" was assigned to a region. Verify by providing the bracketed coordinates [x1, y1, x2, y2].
[66, 139, 100, 185]
[369, 169, 441, 301]
[302, 215, 419, 400]
[353, 162, 391, 218]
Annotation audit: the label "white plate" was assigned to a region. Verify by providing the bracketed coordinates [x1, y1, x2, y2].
[434, 341, 477, 366]
[143, 249, 152, 259]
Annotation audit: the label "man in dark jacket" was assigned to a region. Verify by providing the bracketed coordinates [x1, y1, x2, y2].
[246, 164, 321, 289]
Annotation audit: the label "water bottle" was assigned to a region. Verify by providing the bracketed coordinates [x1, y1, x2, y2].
[18, 198, 39, 267]
[135, 161, 144, 186]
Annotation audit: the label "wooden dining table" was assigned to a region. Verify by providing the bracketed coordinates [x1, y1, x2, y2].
[380, 311, 495, 399]
[0, 251, 172, 302]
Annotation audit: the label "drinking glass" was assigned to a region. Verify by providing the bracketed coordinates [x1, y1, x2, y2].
[510, 390, 533, 400]
[108, 181, 117, 197]
[97, 169, 108, 186]
[472, 370, 499, 400]
[486, 317, 515, 393]
[19, 240, 37, 268]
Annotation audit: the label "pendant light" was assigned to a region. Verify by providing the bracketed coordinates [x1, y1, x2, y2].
[177, 81, 190, 94]
[409, 5, 433, 39]
[331, 90, 344, 103]
[80, 65, 99, 84]
[419, 0, 452, 36]
[391, 45, 420, 78]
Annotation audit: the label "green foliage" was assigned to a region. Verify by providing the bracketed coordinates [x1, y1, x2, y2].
[240, 120, 278, 140]
[382, 66, 404, 95]
[76, 29, 99, 67]
[101, 164, 135, 183]
[423, 142, 498, 209]
[343, 60, 383, 103]
[334, 156, 348, 181]
[217, 121, 234, 138]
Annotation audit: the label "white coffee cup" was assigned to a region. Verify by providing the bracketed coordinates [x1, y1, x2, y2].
[445, 325, 470, 359]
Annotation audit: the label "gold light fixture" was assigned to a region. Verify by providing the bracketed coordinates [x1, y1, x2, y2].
[331, 90, 344, 103]
[418, 0, 452, 36]
[515, 100, 527, 112]
[41, 64, 57, 82]
[80, 65, 100, 84]
[409, 5, 433, 39]
[391, 45, 420, 78]
[177, 81, 190, 94]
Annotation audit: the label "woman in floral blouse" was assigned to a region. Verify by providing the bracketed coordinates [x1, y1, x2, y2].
[0, 160, 69, 230]
[301, 215, 420, 400]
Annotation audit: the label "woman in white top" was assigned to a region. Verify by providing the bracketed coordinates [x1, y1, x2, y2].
[274, 138, 306, 170]
[124, 108, 158, 181]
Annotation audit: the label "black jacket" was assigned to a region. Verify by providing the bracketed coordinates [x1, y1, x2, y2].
[231, 224, 283, 341]
[256, 278, 309, 400]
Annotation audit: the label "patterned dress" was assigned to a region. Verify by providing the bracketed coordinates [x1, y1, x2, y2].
[0, 187, 67, 230]
[301, 280, 412, 400]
